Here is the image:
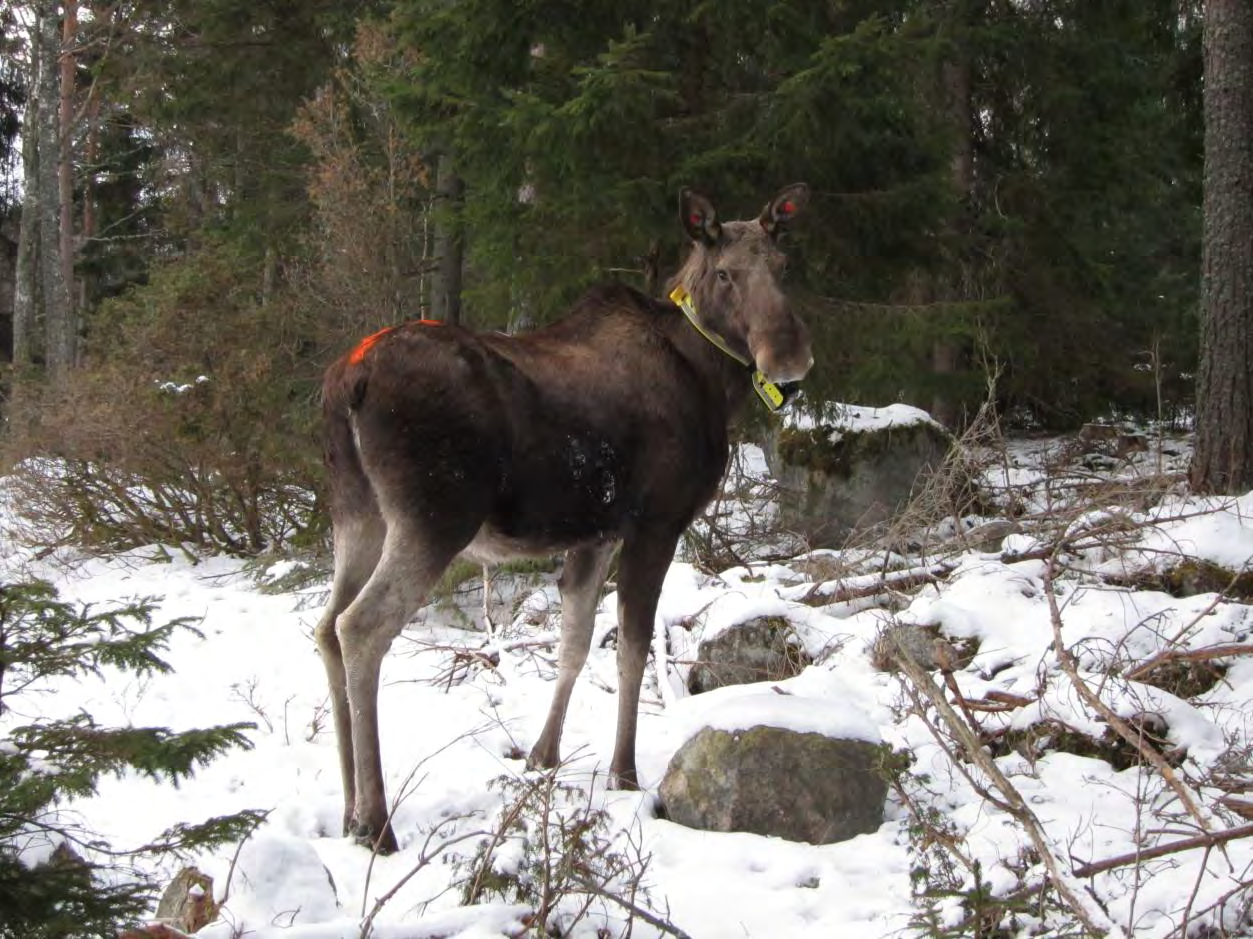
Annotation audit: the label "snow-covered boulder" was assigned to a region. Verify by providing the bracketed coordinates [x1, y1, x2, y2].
[686, 615, 811, 694]
[763, 403, 951, 548]
[659, 694, 888, 844]
[660, 726, 886, 844]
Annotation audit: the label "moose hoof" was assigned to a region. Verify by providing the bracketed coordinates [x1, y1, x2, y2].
[526, 744, 559, 772]
[351, 820, 399, 856]
[608, 768, 640, 791]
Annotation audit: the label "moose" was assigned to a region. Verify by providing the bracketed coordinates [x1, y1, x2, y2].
[315, 184, 813, 853]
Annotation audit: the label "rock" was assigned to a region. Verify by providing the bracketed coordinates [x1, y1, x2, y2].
[1079, 423, 1149, 459]
[154, 867, 217, 933]
[870, 623, 942, 673]
[687, 616, 811, 694]
[870, 623, 975, 675]
[659, 725, 888, 844]
[763, 406, 952, 549]
[1104, 558, 1253, 601]
[228, 833, 339, 923]
[964, 519, 1019, 553]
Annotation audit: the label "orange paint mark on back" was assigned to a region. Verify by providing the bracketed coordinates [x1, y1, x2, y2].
[348, 326, 396, 365]
[347, 319, 445, 366]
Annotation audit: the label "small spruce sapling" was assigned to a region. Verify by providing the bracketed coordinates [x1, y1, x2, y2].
[0, 580, 263, 938]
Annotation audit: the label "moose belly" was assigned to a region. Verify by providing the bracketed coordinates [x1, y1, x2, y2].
[463, 437, 630, 561]
[463, 500, 621, 562]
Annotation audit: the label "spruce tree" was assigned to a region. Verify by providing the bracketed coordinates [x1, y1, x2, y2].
[384, 0, 1202, 424]
[0, 580, 261, 938]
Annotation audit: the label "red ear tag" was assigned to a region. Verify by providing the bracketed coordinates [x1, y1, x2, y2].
[780, 200, 794, 216]
[690, 213, 703, 227]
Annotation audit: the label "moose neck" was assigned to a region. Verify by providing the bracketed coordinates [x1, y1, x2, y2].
[661, 281, 756, 415]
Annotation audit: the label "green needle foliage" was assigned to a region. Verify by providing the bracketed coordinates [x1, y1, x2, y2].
[0, 580, 262, 939]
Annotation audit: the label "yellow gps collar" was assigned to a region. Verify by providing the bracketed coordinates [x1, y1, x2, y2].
[669, 285, 788, 412]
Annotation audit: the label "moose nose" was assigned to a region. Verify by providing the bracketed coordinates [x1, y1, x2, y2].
[749, 314, 813, 383]
[761, 352, 814, 385]
[775, 381, 804, 408]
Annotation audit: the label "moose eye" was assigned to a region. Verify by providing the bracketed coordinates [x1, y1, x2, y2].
[716, 269, 731, 283]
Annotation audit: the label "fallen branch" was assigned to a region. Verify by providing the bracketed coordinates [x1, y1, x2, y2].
[1217, 797, 1253, 822]
[800, 559, 958, 605]
[1043, 555, 1218, 835]
[571, 874, 694, 939]
[1071, 822, 1253, 879]
[1124, 642, 1253, 684]
[890, 632, 1126, 936]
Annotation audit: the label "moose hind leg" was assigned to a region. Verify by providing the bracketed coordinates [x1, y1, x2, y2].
[336, 527, 465, 853]
[314, 514, 385, 837]
[529, 541, 615, 771]
[609, 532, 677, 790]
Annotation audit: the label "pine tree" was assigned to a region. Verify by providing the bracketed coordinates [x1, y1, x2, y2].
[1190, 0, 1253, 494]
[0, 580, 262, 938]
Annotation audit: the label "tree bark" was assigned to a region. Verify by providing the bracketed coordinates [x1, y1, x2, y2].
[1190, 0, 1253, 494]
[430, 153, 464, 325]
[927, 2, 976, 430]
[13, 94, 40, 368]
[35, 1, 74, 378]
[58, 0, 77, 322]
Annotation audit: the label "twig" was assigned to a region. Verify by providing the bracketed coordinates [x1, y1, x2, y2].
[359, 819, 488, 938]
[570, 874, 694, 939]
[361, 722, 497, 913]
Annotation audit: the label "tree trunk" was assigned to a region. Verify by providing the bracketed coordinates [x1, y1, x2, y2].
[430, 153, 464, 325]
[58, 1, 77, 320]
[1190, 0, 1253, 494]
[928, 7, 976, 429]
[13, 104, 40, 368]
[36, 1, 73, 379]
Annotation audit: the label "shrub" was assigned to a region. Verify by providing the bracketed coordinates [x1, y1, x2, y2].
[3, 242, 327, 557]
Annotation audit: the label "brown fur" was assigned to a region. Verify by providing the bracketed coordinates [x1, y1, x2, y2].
[315, 186, 813, 853]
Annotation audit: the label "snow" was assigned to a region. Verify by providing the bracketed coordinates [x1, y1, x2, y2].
[5, 431, 1253, 937]
[789, 401, 941, 435]
[666, 680, 883, 743]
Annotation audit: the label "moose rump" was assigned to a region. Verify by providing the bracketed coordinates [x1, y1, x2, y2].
[316, 185, 812, 854]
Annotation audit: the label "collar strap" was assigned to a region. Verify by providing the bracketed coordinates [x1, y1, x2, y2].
[669, 285, 789, 411]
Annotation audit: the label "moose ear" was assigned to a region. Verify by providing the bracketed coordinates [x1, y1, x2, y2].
[759, 183, 810, 237]
[680, 189, 722, 246]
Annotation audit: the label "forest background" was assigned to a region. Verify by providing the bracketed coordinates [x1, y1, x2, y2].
[0, 0, 1209, 555]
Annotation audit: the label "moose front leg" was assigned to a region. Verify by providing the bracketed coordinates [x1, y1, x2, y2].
[608, 532, 676, 789]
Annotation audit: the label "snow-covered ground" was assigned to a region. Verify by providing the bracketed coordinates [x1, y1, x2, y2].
[5, 429, 1253, 937]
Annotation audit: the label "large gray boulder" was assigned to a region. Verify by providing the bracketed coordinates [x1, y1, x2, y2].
[659, 725, 888, 844]
[763, 404, 952, 549]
